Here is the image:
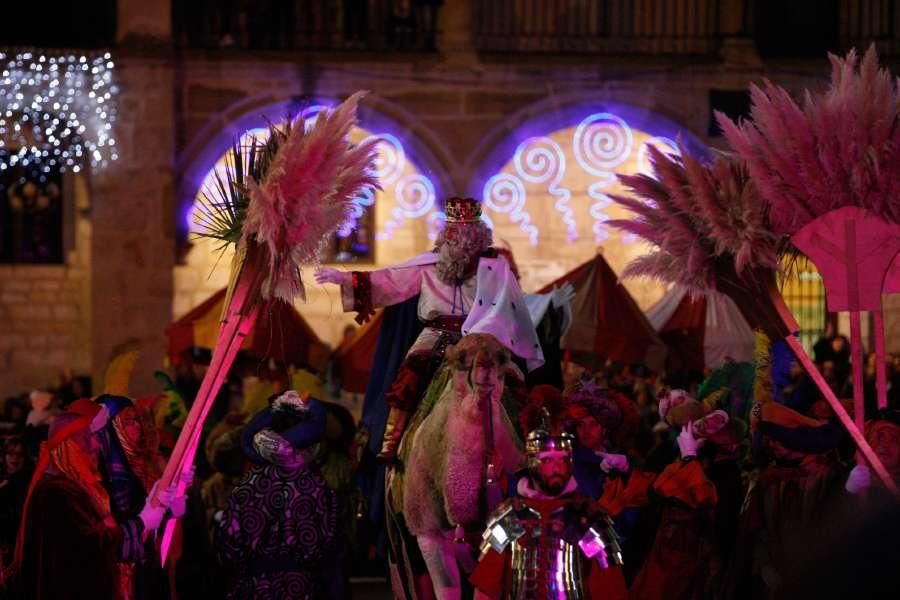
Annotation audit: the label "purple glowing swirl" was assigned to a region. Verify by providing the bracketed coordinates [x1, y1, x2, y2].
[574, 112, 634, 242]
[377, 173, 436, 241]
[482, 172, 538, 245]
[514, 136, 577, 242]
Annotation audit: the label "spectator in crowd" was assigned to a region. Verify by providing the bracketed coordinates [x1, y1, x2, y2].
[217, 391, 338, 599]
[0, 437, 31, 566]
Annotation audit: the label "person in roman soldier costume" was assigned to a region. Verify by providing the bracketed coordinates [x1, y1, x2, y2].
[469, 408, 628, 600]
[316, 196, 545, 461]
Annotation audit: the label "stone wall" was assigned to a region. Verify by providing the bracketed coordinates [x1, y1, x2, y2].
[0, 175, 92, 398]
[4, 36, 898, 401]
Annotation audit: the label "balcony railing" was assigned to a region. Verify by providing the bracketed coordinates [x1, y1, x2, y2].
[840, 0, 900, 57]
[172, 0, 440, 53]
[167, 0, 899, 59]
[473, 0, 723, 56]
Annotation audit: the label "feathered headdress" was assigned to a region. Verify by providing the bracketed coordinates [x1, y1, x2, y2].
[194, 91, 381, 303]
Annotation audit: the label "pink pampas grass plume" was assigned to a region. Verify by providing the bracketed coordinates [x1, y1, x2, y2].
[607, 144, 778, 293]
[243, 92, 380, 302]
[717, 45, 900, 233]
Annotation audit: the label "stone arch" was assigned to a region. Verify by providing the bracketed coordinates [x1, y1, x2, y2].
[461, 89, 711, 187]
[174, 92, 456, 244]
[172, 93, 454, 348]
[461, 93, 710, 310]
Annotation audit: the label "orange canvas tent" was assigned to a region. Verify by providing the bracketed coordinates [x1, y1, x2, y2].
[166, 288, 330, 372]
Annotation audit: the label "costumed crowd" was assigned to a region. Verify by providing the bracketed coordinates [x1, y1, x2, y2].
[0, 196, 897, 600]
[2, 45, 900, 600]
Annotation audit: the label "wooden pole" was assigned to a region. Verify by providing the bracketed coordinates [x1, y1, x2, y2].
[156, 254, 263, 563]
[849, 310, 866, 430]
[770, 288, 898, 496]
[874, 310, 889, 410]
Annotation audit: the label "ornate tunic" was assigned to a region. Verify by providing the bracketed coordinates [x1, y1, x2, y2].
[217, 463, 338, 600]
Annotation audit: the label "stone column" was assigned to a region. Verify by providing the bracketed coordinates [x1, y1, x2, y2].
[718, 0, 761, 66]
[117, 0, 171, 44]
[90, 56, 175, 396]
[438, 0, 479, 65]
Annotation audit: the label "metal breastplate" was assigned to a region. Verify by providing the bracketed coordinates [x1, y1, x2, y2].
[509, 525, 584, 600]
[481, 498, 623, 600]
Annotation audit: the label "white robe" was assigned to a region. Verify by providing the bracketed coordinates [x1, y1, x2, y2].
[342, 252, 544, 370]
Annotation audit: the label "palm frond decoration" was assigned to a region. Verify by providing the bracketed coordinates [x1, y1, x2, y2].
[607, 143, 779, 292]
[193, 135, 267, 247]
[716, 44, 900, 233]
[608, 144, 789, 339]
[192, 92, 381, 303]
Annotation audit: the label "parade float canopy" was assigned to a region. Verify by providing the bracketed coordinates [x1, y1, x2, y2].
[539, 253, 666, 371]
[645, 286, 755, 373]
[165, 287, 331, 373]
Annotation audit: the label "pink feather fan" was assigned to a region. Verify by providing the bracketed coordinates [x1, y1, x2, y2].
[608, 144, 790, 339]
[716, 45, 900, 233]
[243, 91, 380, 302]
[608, 143, 778, 293]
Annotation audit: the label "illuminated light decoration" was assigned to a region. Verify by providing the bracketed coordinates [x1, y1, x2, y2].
[0, 50, 117, 172]
[637, 136, 680, 176]
[378, 173, 436, 241]
[514, 136, 576, 242]
[299, 104, 328, 123]
[337, 187, 375, 238]
[338, 130, 405, 238]
[573, 112, 634, 243]
[589, 193, 614, 242]
[427, 210, 446, 241]
[482, 172, 538, 245]
[183, 98, 444, 246]
[471, 102, 709, 250]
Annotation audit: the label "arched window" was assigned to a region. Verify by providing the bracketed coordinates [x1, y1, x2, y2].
[469, 101, 708, 308]
[176, 101, 446, 345]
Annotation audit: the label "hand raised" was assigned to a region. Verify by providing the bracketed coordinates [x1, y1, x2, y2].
[314, 267, 351, 286]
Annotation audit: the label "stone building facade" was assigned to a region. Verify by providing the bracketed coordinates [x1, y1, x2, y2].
[1, 0, 898, 397]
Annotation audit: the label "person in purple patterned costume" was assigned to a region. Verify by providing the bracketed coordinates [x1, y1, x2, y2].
[216, 391, 338, 600]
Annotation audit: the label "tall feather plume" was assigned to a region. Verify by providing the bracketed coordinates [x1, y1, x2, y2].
[716, 45, 900, 233]
[607, 144, 778, 294]
[240, 92, 380, 302]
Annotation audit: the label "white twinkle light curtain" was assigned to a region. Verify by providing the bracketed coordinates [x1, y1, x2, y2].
[0, 50, 118, 173]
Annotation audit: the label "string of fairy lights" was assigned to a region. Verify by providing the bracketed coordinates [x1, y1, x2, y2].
[0, 50, 118, 174]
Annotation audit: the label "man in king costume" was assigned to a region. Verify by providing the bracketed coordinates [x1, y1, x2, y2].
[316, 196, 544, 461]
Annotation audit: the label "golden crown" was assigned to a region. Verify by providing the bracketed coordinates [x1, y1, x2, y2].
[445, 197, 482, 223]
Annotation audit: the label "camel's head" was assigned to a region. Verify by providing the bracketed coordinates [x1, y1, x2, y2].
[446, 333, 522, 418]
